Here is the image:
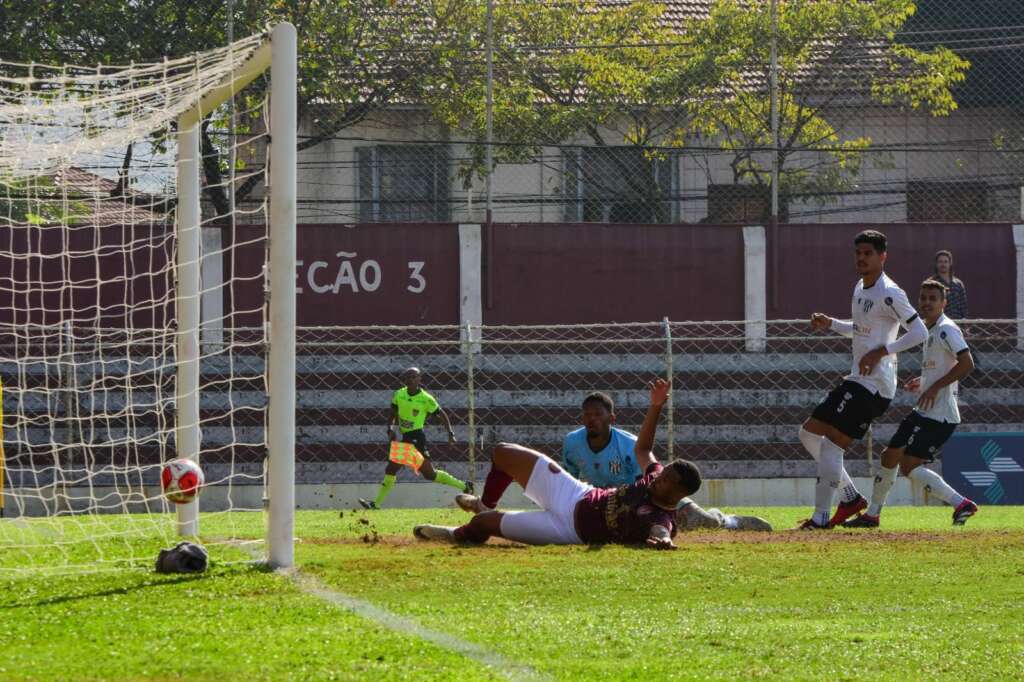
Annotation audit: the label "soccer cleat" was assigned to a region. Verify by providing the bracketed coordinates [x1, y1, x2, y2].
[463, 479, 475, 495]
[828, 494, 867, 528]
[796, 518, 830, 530]
[413, 524, 458, 543]
[842, 513, 880, 528]
[952, 499, 978, 526]
[455, 493, 493, 514]
[733, 515, 773, 532]
[358, 498, 378, 510]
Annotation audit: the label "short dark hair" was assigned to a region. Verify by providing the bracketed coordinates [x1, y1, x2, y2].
[667, 459, 702, 496]
[854, 230, 887, 253]
[921, 278, 947, 299]
[581, 391, 614, 413]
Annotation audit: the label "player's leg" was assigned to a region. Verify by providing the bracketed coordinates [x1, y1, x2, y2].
[844, 445, 901, 528]
[802, 393, 864, 516]
[675, 498, 771, 532]
[360, 459, 402, 510]
[897, 420, 977, 525]
[415, 510, 504, 544]
[407, 430, 470, 492]
[457, 442, 551, 513]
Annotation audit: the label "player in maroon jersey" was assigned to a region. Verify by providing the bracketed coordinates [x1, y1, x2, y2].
[413, 379, 701, 549]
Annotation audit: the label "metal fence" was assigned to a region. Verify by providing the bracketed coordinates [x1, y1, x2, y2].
[5, 1, 1021, 226]
[292, 319, 1023, 483]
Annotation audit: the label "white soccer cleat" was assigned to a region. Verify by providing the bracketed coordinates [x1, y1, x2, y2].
[413, 524, 458, 543]
[733, 515, 773, 532]
[455, 493, 493, 514]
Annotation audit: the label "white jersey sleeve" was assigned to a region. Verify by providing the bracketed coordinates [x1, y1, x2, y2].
[939, 322, 969, 356]
[884, 284, 919, 326]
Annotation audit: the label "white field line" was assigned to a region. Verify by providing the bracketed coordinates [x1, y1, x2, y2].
[229, 540, 549, 681]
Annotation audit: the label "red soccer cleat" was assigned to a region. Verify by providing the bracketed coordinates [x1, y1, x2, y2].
[952, 499, 978, 526]
[842, 513, 880, 528]
[828, 494, 867, 528]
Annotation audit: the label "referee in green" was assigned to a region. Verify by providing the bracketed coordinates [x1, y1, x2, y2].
[360, 367, 473, 509]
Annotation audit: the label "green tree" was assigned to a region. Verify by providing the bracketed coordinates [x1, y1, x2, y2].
[684, 0, 970, 217]
[0, 0, 470, 218]
[425, 0, 711, 222]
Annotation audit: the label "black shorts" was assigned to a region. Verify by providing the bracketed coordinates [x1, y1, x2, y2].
[401, 429, 430, 457]
[887, 412, 957, 462]
[810, 380, 891, 440]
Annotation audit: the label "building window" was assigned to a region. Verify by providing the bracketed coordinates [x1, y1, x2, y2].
[562, 147, 677, 223]
[906, 181, 989, 222]
[356, 145, 450, 222]
[706, 184, 773, 224]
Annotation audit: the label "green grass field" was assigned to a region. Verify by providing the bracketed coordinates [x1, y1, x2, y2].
[2, 506, 1023, 681]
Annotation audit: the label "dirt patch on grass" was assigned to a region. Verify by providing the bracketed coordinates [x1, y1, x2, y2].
[303, 528, 1021, 549]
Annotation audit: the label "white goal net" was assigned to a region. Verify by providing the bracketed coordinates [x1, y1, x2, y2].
[0, 24, 296, 574]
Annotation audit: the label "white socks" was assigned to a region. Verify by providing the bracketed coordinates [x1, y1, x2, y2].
[800, 428, 862, 505]
[867, 465, 898, 517]
[908, 466, 965, 508]
[813, 437, 846, 526]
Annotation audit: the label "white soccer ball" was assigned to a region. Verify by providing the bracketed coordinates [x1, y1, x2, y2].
[161, 459, 205, 504]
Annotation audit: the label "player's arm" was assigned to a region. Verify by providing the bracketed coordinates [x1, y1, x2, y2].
[561, 436, 581, 479]
[918, 329, 974, 411]
[812, 313, 852, 337]
[435, 407, 457, 445]
[634, 379, 670, 471]
[387, 404, 398, 441]
[645, 524, 677, 551]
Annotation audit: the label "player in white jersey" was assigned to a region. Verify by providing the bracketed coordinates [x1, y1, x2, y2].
[844, 279, 978, 527]
[798, 230, 928, 530]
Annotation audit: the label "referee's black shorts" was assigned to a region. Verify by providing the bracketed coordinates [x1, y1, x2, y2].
[401, 429, 430, 457]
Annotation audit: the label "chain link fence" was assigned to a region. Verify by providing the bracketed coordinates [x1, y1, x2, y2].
[290, 319, 1023, 484]
[5, 1, 1019, 226]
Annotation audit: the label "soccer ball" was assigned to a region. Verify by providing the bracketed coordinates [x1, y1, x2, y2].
[161, 459, 205, 504]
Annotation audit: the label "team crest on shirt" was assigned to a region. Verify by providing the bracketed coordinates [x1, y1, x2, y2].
[609, 458, 623, 475]
[884, 296, 893, 306]
[860, 298, 875, 314]
[940, 331, 947, 339]
[411, 409, 420, 417]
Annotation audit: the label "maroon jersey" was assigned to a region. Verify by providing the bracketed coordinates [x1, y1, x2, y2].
[574, 463, 676, 544]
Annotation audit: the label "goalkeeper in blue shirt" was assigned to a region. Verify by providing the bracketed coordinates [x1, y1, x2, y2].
[562, 391, 772, 531]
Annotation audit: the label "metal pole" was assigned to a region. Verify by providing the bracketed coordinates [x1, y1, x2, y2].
[267, 22, 298, 570]
[485, 0, 494, 223]
[175, 115, 202, 537]
[466, 321, 476, 486]
[769, 0, 780, 313]
[769, 0, 779, 221]
[663, 317, 674, 458]
[227, 0, 236, 221]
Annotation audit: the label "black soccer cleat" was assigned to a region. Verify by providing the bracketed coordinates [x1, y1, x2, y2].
[463, 479, 475, 495]
[952, 499, 978, 526]
[842, 513, 880, 528]
[796, 518, 830, 530]
[358, 498, 378, 510]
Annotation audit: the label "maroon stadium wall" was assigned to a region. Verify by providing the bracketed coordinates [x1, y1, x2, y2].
[484, 223, 746, 324]
[1, 222, 1016, 328]
[768, 223, 1015, 319]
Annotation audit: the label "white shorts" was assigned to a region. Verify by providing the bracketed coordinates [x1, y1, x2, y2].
[499, 453, 593, 545]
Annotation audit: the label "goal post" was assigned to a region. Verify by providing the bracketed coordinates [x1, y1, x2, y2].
[0, 23, 296, 573]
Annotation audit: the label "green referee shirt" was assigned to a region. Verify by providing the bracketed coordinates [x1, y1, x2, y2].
[392, 387, 440, 433]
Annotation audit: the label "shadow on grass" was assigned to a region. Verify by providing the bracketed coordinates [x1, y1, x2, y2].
[0, 563, 270, 610]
